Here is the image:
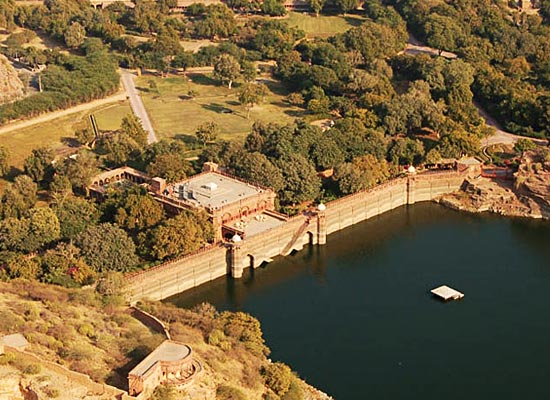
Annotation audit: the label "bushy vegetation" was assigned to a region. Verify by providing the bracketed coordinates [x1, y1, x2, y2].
[388, 0, 550, 137]
[0, 39, 119, 124]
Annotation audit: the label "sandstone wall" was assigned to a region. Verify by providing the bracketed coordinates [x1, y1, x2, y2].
[125, 171, 466, 302]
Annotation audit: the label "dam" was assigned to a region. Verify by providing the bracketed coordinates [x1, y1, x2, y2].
[125, 167, 470, 302]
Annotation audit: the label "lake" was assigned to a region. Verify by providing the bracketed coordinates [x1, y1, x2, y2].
[168, 203, 550, 399]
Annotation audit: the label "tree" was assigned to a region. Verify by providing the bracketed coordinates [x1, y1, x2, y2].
[75, 128, 95, 147]
[274, 154, 321, 205]
[0, 146, 9, 177]
[389, 138, 425, 165]
[0, 252, 40, 280]
[146, 153, 191, 183]
[0, 0, 16, 31]
[309, 0, 325, 16]
[24, 147, 54, 184]
[121, 114, 148, 147]
[262, 362, 292, 397]
[261, 0, 286, 16]
[196, 122, 219, 147]
[56, 151, 98, 195]
[238, 83, 267, 119]
[53, 196, 99, 240]
[233, 152, 284, 192]
[335, 0, 359, 14]
[0, 207, 60, 253]
[111, 187, 165, 231]
[424, 14, 464, 55]
[213, 54, 240, 89]
[143, 211, 213, 260]
[0, 175, 37, 219]
[75, 223, 139, 273]
[64, 22, 86, 49]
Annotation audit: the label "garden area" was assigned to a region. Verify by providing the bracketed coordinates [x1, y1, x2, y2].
[137, 73, 304, 142]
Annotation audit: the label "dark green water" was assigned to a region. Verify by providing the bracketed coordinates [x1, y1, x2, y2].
[168, 203, 550, 399]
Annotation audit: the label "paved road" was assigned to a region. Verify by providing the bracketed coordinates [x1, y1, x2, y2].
[120, 70, 158, 144]
[402, 34, 546, 148]
[0, 92, 126, 135]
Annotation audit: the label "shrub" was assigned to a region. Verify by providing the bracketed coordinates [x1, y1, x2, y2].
[262, 363, 292, 397]
[216, 385, 247, 400]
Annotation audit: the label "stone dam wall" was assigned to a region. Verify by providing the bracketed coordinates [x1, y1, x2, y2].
[126, 171, 466, 302]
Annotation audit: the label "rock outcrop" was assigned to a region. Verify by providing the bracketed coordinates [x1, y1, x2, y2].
[438, 149, 550, 219]
[0, 54, 25, 105]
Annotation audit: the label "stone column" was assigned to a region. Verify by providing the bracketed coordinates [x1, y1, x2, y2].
[228, 239, 244, 279]
[317, 204, 327, 245]
[407, 176, 416, 205]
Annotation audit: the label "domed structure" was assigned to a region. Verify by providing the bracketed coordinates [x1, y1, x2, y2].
[232, 234, 242, 242]
[317, 203, 326, 212]
[407, 165, 416, 174]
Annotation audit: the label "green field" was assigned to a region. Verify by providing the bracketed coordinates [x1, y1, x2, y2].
[137, 74, 304, 142]
[285, 12, 365, 37]
[0, 101, 131, 171]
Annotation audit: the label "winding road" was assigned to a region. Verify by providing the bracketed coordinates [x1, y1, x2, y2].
[120, 70, 158, 144]
[403, 34, 547, 148]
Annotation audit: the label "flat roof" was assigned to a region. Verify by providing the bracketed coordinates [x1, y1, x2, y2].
[129, 340, 191, 378]
[1, 333, 29, 349]
[169, 172, 265, 210]
[431, 285, 464, 300]
[229, 212, 286, 237]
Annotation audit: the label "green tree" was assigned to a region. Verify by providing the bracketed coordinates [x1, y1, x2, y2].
[196, 122, 219, 147]
[309, 0, 325, 16]
[146, 153, 191, 183]
[335, 0, 359, 14]
[261, 0, 286, 16]
[24, 147, 55, 184]
[53, 196, 99, 240]
[213, 54, 240, 89]
[0, 0, 16, 31]
[0, 146, 9, 177]
[150, 384, 177, 400]
[233, 152, 284, 192]
[143, 211, 213, 260]
[121, 114, 148, 147]
[0, 175, 37, 219]
[64, 22, 86, 49]
[75, 128, 95, 147]
[424, 14, 464, 55]
[274, 154, 321, 205]
[389, 138, 425, 165]
[238, 83, 267, 119]
[111, 187, 165, 231]
[0, 252, 40, 280]
[75, 223, 139, 272]
[56, 151, 98, 196]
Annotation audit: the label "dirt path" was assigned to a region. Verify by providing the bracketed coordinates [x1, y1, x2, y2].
[0, 92, 126, 135]
[120, 69, 158, 144]
[402, 33, 546, 148]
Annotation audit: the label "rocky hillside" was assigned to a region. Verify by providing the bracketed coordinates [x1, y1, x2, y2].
[0, 54, 25, 105]
[438, 149, 550, 219]
[0, 281, 332, 400]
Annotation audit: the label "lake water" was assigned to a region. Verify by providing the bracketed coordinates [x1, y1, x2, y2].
[168, 203, 550, 399]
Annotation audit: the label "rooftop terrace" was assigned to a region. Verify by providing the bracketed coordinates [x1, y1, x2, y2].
[129, 340, 191, 378]
[169, 172, 266, 210]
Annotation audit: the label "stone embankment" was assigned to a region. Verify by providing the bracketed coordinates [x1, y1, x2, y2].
[0, 54, 25, 105]
[438, 151, 550, 219]
[126, 170, 467, 302]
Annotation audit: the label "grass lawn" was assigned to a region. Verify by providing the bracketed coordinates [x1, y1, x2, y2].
[137, 73, 304, 142]
[0, 101, 130, 171]
[285, 12, 365, 37]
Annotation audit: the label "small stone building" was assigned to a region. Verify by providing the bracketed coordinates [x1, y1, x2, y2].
[128, 340, 199, 396]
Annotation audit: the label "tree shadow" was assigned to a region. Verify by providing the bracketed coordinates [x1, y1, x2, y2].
[284, 109, 304, 117]
[174, 134, 199, 147]
[61, 136, 80, 148]
[188, 73, 219, 87]
[135, 86, 150, 93]
[202, 103, 233, 113]
[260, 80, 289, 97]
[226, 100, 240, 106]
[4, 166, 22, 182]
[344, 16, 365, 27]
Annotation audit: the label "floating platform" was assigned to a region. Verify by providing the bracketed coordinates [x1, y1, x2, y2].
[431, 285, 464, 301]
